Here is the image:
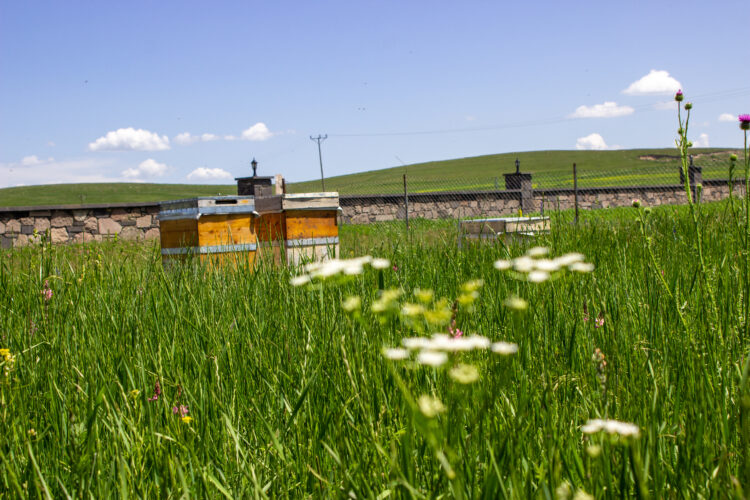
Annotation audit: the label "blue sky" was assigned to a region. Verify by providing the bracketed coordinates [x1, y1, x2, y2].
[1, 0, 749, 188]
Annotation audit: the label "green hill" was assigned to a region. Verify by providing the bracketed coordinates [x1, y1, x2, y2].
[0, 183, 236, 208]
[286, 148, 740, 194]
[0, 148, 740, 207]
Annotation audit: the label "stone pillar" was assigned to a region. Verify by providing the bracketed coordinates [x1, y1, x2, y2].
[504, 172, 533, 213]
[679, 165, 702, 186]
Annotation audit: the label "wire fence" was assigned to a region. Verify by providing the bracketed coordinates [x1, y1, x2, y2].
[284, 150, 742, 228]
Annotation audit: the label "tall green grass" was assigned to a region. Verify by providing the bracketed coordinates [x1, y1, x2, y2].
[0, 201, 748, 497]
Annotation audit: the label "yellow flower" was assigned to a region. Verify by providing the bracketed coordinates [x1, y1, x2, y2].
[181, 416, 193, 424]
[129, 389, 140, 399]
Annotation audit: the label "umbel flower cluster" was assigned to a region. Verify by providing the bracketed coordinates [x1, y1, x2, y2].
[494, 247, 594, 282]
[290, 256, 390, 286]
[384, 333, 518, 368]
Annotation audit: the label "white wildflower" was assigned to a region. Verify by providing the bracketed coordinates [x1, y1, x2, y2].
[494, 259, 512, 270]
[533, 259, 561, 272]
[343, 263, 365, 275]
[371, 258, 390, 269]
[491, 341, 519, 355]
[554, 253, 585, 267]
[465, 335, 491, 350]
[581, 419, 640, 437]
[569, 262, 595, 273]
[417, 395, 446, 418]
[527, 270, 550, 283]
[402, 337, 433, 350]
[417, 350, 448, 367]
[513, 256, 535, 273]
[526, 246, 549, 258]
[290, 275, 311, 287]
[383, 347, 410, 360]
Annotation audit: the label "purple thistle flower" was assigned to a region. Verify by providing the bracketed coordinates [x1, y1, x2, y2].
[739, 114, 750, 131]
[674, 89, 684, 102]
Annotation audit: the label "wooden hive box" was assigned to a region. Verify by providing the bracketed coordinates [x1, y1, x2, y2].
[281, 193, 340, 265]
[159, 196, 258, 266]
[253, 195, 286, 265]
[458, 216, 549, 247]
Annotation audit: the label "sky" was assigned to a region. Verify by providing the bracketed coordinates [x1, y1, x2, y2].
[1, 0, 749, 188]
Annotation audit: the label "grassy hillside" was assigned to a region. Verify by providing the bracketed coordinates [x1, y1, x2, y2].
[0, 183, 236, 208]
[0, 148, 740, 207]
[287, 148, 740, 194]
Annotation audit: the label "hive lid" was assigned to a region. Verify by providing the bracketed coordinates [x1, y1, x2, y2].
[282, 192, 340, 210]
[159, 196, 257, 220]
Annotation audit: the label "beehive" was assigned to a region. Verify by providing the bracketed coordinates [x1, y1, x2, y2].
[159, 196, 258, 265]
[253, 196, 286, 265]
[282, 193, 340, 265]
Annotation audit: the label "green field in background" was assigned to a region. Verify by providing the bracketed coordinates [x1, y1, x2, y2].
[0, 148, 740, 207]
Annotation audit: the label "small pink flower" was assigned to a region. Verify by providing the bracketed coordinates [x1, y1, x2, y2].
[172, 405, 189, 417]
[41, 280, 53, 301]
[583, 313, 590, 322]
[392, 265, 398, 272]
[595, 317, 605, 328]
[148, 380, 161, 402]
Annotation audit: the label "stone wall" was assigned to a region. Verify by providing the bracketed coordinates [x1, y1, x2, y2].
[534, 180, 742, 213]
[0, 180, 742, 248]
[340, 191, 521, 224]
[0, 202, 160, 249]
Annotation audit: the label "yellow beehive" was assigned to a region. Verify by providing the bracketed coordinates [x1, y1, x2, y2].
[282, 193, 340, 265]
[159, 196, 258, 266]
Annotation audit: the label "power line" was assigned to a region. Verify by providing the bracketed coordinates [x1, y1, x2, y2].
[327, 87, 750, 138]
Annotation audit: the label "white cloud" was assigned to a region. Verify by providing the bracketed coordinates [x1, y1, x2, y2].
[224, 135, 237, 141]
[693, 133, 709, 147]
[623, 70, 681, 96]
[569, 101, 634, 118]
[186, 167, 233, 182]
[121, 158, 169, 179]
[241, 122, 273, 141]
[21, 155, 53, 166]
[576, 133, 621, 150]
[0, 156, 120, 188]
[719, 113, 736, 122]
[174, 132, 221, 145]
[88, 127, 170, 151]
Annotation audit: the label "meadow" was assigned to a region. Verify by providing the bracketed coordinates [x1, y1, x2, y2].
[1, 198, 749, 498]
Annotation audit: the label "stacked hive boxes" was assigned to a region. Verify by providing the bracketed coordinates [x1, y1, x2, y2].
[159, 196, 259, 265]
[158, 192, 340, 267]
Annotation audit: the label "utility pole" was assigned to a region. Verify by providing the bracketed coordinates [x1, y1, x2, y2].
[310, 134, 328, 191]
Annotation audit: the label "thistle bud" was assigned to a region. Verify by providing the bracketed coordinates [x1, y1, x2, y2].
[730, 154, 738, 162]
[675, 90, 684, 102]
[632, 199, 641, 208]
[684, 102, 692, 110]
[687, 141, 693, 148]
